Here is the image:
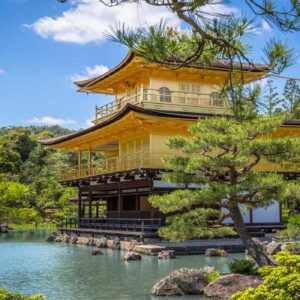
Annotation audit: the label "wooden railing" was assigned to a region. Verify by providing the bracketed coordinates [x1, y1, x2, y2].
[95, 88, 227, 121]
[60, 217, 162, 233]
[60, 151, 166, 181]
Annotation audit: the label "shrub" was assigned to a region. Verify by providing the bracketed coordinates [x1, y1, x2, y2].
[285, 242, 300, 254]
[275, 225, 300, 241]
[0, 288, 44, 300]
[231, 251, 300, 300]
[228, 259, 258, 275]
[206, 271, 220, 283]
[288, 214, 300, 226]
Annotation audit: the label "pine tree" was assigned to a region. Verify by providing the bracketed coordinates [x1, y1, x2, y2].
[283, 79, 300, 119]
[262, 80, 283, 116]
[149, 116, 300, 266]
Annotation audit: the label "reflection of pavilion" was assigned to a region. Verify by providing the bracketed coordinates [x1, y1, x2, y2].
[41, 51, 299, 238]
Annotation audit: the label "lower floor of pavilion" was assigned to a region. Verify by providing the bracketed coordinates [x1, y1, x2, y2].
[58, 168, 290, 239]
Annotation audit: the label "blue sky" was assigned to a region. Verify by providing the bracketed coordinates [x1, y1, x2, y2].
[0, 0, 299, 129]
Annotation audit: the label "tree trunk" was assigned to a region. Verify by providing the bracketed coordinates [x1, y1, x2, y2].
[229, 204, 276, 267]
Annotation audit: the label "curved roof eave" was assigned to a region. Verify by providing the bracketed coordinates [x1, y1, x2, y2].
[74, 51, 270, 92]
[39, 104, 207, 147]
[74, 51, 136, 91]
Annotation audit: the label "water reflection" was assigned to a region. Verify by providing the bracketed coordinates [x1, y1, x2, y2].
[0, 230, 242, 300]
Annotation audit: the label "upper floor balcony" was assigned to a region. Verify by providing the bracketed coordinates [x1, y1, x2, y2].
[60, 152, 165, 182]
[94, 87, 228, 124]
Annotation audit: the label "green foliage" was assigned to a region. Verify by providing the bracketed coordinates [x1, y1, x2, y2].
[262, 80, 283, 116]
[283, 79, 300, 119]
[231, 251, 300, 300]
[228, 259, 258, 275]
[275, 225, 300, 241]
[150, 116, 300, 248]
[288, 214, 300, 226]
[0, 288, 43, 300]
[285, 242, 300, 254]
[0, 126, 77, 224]
[206, 271, 220, 284]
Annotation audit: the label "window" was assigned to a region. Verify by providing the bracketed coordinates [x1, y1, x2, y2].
[159, 87, 172, 102]
[180, 83, 201, 93]
[210, 92, 223, 106]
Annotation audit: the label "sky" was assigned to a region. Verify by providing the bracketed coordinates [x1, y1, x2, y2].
[0, 0, 300, 129]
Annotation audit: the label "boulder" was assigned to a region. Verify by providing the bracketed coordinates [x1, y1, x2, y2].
[150, 267, 215, 296]
[86, 238, 95, 247]
[96, 237, 107, 248]
[128, 239, 139, 251]
[158, 250, 176, 259]
[113, 237, 120, 249]
[205, 248, 228, 257]
[266, 241, 282, 255]
[62, 235, 71, 243]
[0, 224, 9, 233]
[92, 249, 103, 256]
[70, 236, 78, 244]
[123, 251, 142, 261]
[204, 274, 263, 299]
[45, 232, 57, 242]
[54, 236, 62, 243]
[120, 241, 131, 251]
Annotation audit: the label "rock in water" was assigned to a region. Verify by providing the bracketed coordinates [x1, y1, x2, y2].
[0, 224, 9, 233]
[150, 267, 215, 296]
[113, 237, 120, 249]
[92, 249, 103, 256]
[70, 236, 78, 244]
[96, 237, 107, 248]
[204, 274, 263, 299]
[123, 251, 142, 261]
[205, 248, 228, 257]
[157, 250, 176, 259]
[46, 232, 57, 242]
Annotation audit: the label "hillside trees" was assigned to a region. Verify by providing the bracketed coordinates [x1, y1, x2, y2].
[0, 126, 77, 224]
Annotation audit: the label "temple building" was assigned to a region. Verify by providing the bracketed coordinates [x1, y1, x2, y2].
[41, 51, 300, 239]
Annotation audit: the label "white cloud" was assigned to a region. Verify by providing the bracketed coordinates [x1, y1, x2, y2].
[0, 68, 5, 75]
[25, 0, 237, 44]
[85, 118, 94, 128]
[261, 20, 272, 32]
[25, 0, 180, 44]
[26, 116, 76, 126]
[70, 64, 109, 81]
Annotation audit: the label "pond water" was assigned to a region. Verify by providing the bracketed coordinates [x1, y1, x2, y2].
[0, 230, 243, 300]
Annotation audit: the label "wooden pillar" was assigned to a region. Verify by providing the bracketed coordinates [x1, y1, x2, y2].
[82, 203, 86, 218]
[78, 191, 82, 227]
[88, 189, 93, 219]
[149, 179, 155, 219]
[96, 202, 99, 219]
[78, 151, 82, 177]
[118, 183, 122, 218]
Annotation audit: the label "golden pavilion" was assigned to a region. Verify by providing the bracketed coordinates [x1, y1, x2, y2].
[41, 51, 300, 238]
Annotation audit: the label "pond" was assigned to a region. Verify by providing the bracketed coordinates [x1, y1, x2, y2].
[0, 230, 243, 300]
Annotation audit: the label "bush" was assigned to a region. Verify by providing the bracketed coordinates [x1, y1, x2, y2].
[206, 271, 220, 283]
[0, 288, 44, 300]
[231, 251, 300, 300]
[285, 242, 300, 254]
[288, 214, 300, 226]
[275, 225, 300, 241]
[228, 259, 258, 275]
